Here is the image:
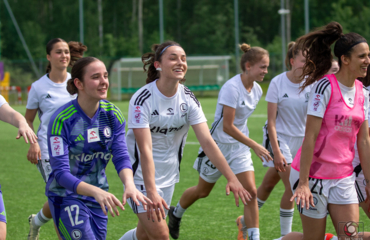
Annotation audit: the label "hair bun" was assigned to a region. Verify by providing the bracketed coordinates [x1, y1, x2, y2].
[240, 43, 251, 53]
[326, 22, 343, 39]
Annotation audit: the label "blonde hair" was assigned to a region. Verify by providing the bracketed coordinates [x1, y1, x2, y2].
[239, 43, 269, 72]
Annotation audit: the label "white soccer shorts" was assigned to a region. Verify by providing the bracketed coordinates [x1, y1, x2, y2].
[262, 126, 304, 168]
[193, 142, 254, 183]
[37, 159, 52, 183]
[127, 184, 175, 216]
[353, 162, 368, 203]
[290, 168, 358, 219]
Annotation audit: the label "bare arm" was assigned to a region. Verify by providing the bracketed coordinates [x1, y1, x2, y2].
[267, 102, 287, 171]
[222, 105, 272, 162]
[357, 121, 370, 211]
[0, 104, 37, 144]
[133, 128, 169, 222]
[192, 122, 251, 206]
[25, 108, 41, 163]
[291, 115, 322, 209]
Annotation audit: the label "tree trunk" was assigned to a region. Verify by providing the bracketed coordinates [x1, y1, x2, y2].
[286, 0, 291, 43]
[138, 0, 143, 54]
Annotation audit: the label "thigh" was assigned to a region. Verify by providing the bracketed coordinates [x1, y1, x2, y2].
[49, 197, 98, 240]
[278, 165, 293, 190]
[300, 213, 327, 240]
[236, 171, 256, 193]
[260, 167, 281, 188]
[137, 212, 169, 240]
[328, 204, 359, 238]
[0, 222, 5, 240]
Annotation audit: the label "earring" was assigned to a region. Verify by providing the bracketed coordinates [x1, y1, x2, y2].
[156, 67, 162, 71]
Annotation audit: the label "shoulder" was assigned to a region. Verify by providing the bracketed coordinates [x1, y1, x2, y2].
[181, 84, 201, 108]
[99, 100, 125, 125]
[30, 74, 48, 89]
[270, 72, 286, 84]
[131, 83, 153, 106]
[313, 76, 331, 95]
[49, 101, 78, 136]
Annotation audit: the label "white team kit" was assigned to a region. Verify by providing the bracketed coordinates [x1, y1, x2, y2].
[193, 74, 261, 183]
[352, 85, 370, 203]
[0, 95, 7, 108]
[26, 73, 76, 182]
[262, 72, 312, 167]
[289, 77, 369, 218]
[126, 80, 206, 214]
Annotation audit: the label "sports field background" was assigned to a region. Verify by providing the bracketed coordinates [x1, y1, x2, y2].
[1, 97, 369, 239]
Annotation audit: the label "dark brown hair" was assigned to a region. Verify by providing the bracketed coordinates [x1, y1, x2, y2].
[46, 38, 87, 73]
[66, 57, 100, 95]
[358, 66, 370, 87]
[285, 41, 302, 70]
[298, 22, 367, 90]
[239, 43, 269, 72]
[141, 41, 183, 84]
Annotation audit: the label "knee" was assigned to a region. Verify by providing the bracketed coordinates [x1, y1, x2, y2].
[150, 231, 169, 240]
[248, 187, 257, 199]
[262, 182, 276, 193]
[197, 190, 211, 199]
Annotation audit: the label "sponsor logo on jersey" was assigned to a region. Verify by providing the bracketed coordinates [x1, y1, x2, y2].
[70, 152, 112, 162]
[334, 115, 360, 132]
[0, 211, 5, 216]
[87, 128, 100, 143]
[312, 94, 321, 112]
[50, 136, 64, 156]
[180, 103, 188, 112]
[282, 93, 289, 98]
[134, 106, 141, 123]
[151, 110, 159, 115]
[74, 134, 85, 142]
[104, 126, 112, 138]
[46, 94, 52, 99]
[150, 125, 184, 135]
[72, 229, 82, 240]
[167, 108, 174, 115]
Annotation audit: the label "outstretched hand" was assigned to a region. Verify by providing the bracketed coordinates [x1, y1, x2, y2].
[290, 183, 314, 210]
[122, 185, 152, 211]
[225, 178, 252, 207]
[146, 191, 170, 222]
[17, 122, 37, 144]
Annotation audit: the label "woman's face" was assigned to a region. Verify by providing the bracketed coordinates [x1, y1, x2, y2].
[156, 46, 188, 81]
[47, 41, 70, 70]
[291, 50, 306, 76]
[345, 42, 370, 78]
[77, 61, 109, 100]
[327, 61, 339, 75]
[247, 55, 269, 82]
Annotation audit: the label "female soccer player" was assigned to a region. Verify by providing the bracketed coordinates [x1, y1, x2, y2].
[165, 43, 271, 240]
[0, 95, 37, 240]
[26, 38, 87, 239]
[46, 57, 149, 240]
[327, 59, 340, 75]
[256, 42, 312, 239]
[120, 41, 251, 240]
[282, 22, 370, 240]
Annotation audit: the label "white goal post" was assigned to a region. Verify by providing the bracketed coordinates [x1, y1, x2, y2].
[109, 56, 231, 101]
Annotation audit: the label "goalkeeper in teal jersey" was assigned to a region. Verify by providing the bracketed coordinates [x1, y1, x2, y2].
[46, 57, 150, 240]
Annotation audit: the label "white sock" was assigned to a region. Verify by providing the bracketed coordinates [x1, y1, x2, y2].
[257, 198, 265, 209]
[34, 208, 52, 227]
[247, 228, 260, 240]
[173, 201, 186, 218]
[280, 208, 294, 236]
[119, 228, 138, 240]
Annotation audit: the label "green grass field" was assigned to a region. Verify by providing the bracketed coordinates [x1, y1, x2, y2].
[1, 98, 369, 240]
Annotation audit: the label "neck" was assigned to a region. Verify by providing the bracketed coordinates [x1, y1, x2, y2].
[77, 94, 100, 118]
[335, 69, 356, 87]
[240, 73, 254, 92]
[286, 69, 302, 84]
[49, 68, 68, 84]
[156, 77, 179, 97]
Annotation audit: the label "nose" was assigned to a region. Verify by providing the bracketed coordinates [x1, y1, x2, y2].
[365, 55, 370, 64]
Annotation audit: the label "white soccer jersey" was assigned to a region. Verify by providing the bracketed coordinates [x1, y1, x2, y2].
[307, 77, 369, 120]
[265, 72, 313, 137]
[26, 73, 76, 159]
[210, 74, 262, 144]
[0, 94, 7, 108]
[126, 80, 206, 188]
[353, 85, 370, 167]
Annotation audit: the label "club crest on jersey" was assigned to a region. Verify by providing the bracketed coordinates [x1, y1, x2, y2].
[180, 103, 188, 112]
[71, 229, 82, 240]
[104, 126, 112, 138]
[50, 136, 64, 156]
[88, 128, 100, 143]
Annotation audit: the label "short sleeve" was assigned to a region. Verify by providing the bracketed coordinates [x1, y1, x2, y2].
[26, 83, 39, 109]
[128, 94, 151, 129]
[0, 95, 7, 108]
[307, 80, 331, 118]
[188, 96, 207, 126]
[364, 88, 369, 121]
[218, 83, 238, 109]
[265, 79, 279, 103]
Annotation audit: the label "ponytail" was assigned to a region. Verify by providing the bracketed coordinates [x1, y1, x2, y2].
[285, 41, 301, 70]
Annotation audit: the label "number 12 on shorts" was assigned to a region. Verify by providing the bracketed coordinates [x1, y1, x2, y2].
[65, 205, 84, 226]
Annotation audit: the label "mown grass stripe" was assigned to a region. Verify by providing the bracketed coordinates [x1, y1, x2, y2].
[51, 105, 74, 134]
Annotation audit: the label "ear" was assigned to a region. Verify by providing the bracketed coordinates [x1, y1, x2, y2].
[245, 62, 251, 71]
[341, 54, 350, 66]
[154, 61, 161, 69]
[46, 54, 51, 62]
[290, 58, 294, 67]
[74, 78, 84, 90]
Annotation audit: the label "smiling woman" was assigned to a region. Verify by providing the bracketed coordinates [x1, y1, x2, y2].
[120, 41, 251, 240]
